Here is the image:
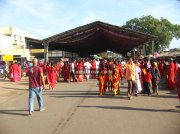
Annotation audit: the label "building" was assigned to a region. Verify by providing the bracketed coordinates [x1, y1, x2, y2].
[0, 26, 38, 61]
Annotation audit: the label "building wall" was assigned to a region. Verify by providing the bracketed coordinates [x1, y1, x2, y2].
[0, 26, 38, 59]
[0, 34, 12, 49]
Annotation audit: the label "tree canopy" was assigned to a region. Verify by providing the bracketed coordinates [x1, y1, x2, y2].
[123, 15, 180, 53]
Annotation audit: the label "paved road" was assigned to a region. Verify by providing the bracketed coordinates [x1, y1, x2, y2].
[0, 79, 180, 134]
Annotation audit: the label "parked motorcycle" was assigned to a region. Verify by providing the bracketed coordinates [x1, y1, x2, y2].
[0, 69, 8, 80]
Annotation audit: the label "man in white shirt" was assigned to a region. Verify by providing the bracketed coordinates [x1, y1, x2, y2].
[84, 59, 92, 81]
[95, 59, 100, 78]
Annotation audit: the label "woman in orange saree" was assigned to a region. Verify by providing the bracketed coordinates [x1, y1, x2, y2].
[112, 61, 122, 95]
[107, 64, 113, 92]
[99, 62, 108, 95]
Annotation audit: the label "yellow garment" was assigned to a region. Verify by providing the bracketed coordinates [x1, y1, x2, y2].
[125, 63, 136, 81]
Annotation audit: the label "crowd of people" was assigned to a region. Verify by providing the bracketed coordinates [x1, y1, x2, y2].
[8, 56, 180, 101]
[5, 56, 180, 115]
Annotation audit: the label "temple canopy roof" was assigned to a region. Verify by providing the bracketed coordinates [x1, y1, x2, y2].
[43, 21, 155, 56]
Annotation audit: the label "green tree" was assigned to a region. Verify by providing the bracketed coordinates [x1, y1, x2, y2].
[123, 15, 180, 53]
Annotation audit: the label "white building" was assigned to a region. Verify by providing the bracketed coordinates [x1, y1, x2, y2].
[0, 26, 38, 61]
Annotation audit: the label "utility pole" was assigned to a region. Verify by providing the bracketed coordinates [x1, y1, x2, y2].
[151, 40, 154, 55]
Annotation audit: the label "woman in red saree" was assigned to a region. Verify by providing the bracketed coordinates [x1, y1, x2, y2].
[175, 58, 180, 103]
[18, 63, 21, 81]
[167, 59, 175, 90]
[10, 62, 19, 82]
[46, 62, 57, 89]
[90, 59, 96, 79]
[158, 59, 165, 78]
[55, 61, 62, 82]
[62, 62, 70, 82]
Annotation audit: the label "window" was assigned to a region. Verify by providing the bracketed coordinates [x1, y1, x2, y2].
[13, 43, 17, 46]
[52, 51, 57, 57]
[14, 35, 17, 42]
[20, 36, 22, 42]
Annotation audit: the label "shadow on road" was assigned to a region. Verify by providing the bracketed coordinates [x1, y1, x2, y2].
[176, 106, 180, 108]
[0, 109, 28, 116]
[43, 90, 129, 100]
[0, 87, 28, 91]
[78, 105, 180, 113]
[150, 95, 177, 99]
[43, 90, 177, 99]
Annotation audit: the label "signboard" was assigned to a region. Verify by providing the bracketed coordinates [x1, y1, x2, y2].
[2, 55, 13, 61]
[30, 49, 44, 53]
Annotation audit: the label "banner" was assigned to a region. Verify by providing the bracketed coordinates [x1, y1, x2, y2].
[2, 55, 13, 61]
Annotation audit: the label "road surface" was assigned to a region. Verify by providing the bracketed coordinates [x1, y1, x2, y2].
[0, 79, 180, 134]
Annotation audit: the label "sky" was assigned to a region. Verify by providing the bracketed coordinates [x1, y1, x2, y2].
[0, 0, 180, 49]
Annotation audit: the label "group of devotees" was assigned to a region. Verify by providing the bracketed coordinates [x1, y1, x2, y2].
[8, 56, 180, 115]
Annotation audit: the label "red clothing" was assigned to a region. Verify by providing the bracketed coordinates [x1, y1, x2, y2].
[76, 62, 84, 82]
[55, 63, 61, 82]
[167, 61, 175, 90]
[11, 64, 19, 73]
[144, 73, 152, 82]
[90, 60, 96, 79]
[27, 66, 43, 88]
[176, 67, 180, 102]
[18, 65, 21, 81]
[62, 64, 70, 81]
[46, 66, 56, 88]
[158, 61, 164, 77]
[10, 63, 19, 82]
[91, 61, 96, 70]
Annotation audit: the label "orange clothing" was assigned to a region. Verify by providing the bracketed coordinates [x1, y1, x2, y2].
[112, 67, 121, 92]
[167, 62, 175, 90]
[99, 69, 108, 94]
[125, 63, 136, 81]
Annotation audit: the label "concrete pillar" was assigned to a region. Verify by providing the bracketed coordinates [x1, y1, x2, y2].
[62, 49, 65, 58]
[43, 42, 48, 62]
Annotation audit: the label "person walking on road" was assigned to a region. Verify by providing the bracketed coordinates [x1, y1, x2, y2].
[84, 59, 92, 81]
[151, 62, 161, 95]
[26, 58, 46, 115]
[175, 56, 180, 103]
[167, 58, 175, 90]
[125, 57, 136, 100]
